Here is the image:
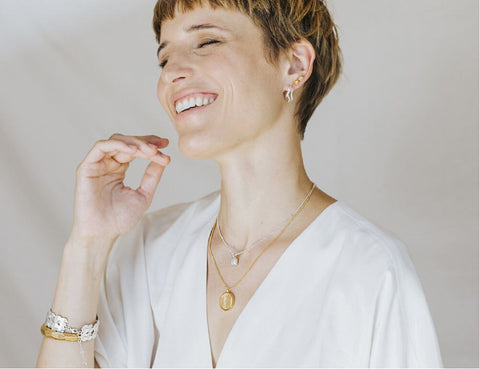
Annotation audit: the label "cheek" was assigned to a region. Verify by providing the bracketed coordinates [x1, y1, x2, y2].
[228, 48, 280, 99]
[228, 58, 282, 116]
[216, 56, 257, 105]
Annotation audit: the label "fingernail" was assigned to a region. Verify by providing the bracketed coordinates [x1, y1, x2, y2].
[156, 157, 169, 165]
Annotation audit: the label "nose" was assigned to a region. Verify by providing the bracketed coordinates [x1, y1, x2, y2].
[161, 54, 193, 84]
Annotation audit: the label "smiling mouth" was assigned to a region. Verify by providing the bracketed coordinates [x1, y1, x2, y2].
[174, 94, 217, 115]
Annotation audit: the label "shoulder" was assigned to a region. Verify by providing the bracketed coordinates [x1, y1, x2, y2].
[328, 204, 442, 366]
[321, 200, 417, 281]
[309, 201, 430, 324]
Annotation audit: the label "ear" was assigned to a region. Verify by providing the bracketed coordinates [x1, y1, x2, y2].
[281, 39, 316, 91]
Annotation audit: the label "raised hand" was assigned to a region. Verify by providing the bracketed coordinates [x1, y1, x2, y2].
[69, 133, 171, 244]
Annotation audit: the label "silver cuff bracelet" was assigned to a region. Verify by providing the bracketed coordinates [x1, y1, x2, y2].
[44, 309, 99, 342]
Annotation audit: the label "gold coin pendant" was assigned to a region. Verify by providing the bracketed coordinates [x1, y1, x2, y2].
[219, 290, 235, 311]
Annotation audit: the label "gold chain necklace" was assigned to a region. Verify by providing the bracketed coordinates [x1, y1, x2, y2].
[208, 183, 316, 311]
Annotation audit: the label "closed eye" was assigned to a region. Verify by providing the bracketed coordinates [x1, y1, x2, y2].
[158, 40, 220, 69]
[198, 39, 220, 48]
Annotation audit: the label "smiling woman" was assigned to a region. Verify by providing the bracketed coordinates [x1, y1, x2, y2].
[36, 0, 444, 368]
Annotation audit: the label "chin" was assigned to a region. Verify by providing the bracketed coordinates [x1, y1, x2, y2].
[177, 133, 217, 161]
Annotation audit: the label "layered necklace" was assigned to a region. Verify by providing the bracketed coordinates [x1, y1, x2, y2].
[216, 183, 316, 266]
[208, 182, 316, 311]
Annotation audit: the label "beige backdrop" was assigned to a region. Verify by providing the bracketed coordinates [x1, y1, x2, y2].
[0, 0, 478, 367]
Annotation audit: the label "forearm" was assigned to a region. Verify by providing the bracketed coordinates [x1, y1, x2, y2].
[36, 237, 115, 368]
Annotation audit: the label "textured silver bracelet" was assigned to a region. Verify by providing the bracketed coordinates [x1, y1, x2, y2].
[44, 309, 99, 342]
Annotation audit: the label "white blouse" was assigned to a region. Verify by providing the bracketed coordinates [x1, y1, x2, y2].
[94, 190, 443, 367]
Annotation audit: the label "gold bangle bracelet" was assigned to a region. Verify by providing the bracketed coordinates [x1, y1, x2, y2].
[41, 324, 79, 342]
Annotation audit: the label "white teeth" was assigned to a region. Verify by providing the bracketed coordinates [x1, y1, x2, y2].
[175, 95, 216, 113]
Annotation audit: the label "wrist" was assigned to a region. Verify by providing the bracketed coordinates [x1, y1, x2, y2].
[68, 227, 119, 246]
[63, 236, 117, 278]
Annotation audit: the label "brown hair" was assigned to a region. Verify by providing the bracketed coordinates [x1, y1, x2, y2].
[153, 0, 342, 140]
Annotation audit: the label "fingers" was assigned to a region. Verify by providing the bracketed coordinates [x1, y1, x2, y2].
[135, 135, 169, 148]
[136, 161, 167, 202]
[110, 144, 169, 166]
[109, 133, 169, 150]
[83, 139, 137, 164]
[82, 134, 171, 166]
[108, 133, 170, 164]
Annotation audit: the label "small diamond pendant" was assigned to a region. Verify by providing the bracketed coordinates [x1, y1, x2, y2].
[231, 256, 239, 266]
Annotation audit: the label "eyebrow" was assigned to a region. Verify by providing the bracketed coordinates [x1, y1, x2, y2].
[157, 23, 230, 56]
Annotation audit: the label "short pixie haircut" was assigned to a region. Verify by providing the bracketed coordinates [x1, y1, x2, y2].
[153, 0, 342, 140]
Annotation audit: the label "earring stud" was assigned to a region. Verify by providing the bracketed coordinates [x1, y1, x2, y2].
[284, 76, 304, 102]
[293, 76, 304, 85]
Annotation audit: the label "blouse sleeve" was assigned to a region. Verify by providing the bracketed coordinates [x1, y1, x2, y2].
[368, 243, 444, 367]
[94, 264, 128, 367]
[93, 218, 155, 368]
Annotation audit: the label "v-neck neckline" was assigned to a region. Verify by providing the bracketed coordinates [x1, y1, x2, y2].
[201, 195, 341, 368]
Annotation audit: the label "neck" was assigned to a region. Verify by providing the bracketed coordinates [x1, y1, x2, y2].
[214, 125, 313, 248]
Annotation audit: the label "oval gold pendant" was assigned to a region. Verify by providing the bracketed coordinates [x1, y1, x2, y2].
[219, 290, 235, 311]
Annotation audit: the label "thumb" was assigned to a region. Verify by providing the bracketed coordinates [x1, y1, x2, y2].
[136, 160, 168, 204]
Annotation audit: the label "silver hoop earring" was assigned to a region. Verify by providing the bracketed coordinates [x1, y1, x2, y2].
[285, 87, 293, 102]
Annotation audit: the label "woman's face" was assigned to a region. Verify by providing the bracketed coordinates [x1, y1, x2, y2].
[156, 4, 288, 161]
